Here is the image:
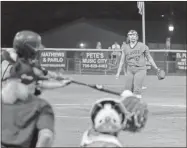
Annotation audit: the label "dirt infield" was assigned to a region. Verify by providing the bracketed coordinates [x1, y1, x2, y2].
[41, 75, 186, 147]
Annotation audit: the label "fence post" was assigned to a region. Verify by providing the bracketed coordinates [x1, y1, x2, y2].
[164, 51, 168, 74]
[66, 58, 69, 72]
[79, 59, 82, 74]
[166, 53, 169, 74]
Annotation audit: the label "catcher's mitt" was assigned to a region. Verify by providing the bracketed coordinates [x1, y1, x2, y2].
[121, 96, 149, 132]
[157, 69, 165, 80]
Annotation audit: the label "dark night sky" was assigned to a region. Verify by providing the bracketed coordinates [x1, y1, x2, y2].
[1, 1, 186, 46]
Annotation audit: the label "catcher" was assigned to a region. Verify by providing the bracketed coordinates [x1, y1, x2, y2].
[1, 30, 72, 96]
[1, 59, 55, 148]
[80, 90, 149, 147]
[80, 98, 126, 147]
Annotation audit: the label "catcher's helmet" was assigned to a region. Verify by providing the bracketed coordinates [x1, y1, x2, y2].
[13, 30, 42, 60]
[90, 98, 127, 124]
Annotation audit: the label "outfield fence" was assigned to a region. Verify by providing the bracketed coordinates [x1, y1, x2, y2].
[2, 48, 187, 76]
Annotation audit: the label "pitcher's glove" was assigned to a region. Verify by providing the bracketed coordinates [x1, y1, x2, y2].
[157, 68, 165, 80]
[121, 96, 149, 132]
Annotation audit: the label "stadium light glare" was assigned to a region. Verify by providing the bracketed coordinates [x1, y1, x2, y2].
[80, 43, 85, 48]
[168, 24, 174, 32]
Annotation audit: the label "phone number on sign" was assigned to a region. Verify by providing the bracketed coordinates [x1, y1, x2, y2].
[41, 64, 66, 67]
[82, 64, 108, 68]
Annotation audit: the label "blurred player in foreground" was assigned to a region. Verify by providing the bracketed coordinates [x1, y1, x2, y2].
[1, 30, 72, 95]
[1, 60, 55, 148]
[80, 90, 148, 147]
[116, 30, 160, 99]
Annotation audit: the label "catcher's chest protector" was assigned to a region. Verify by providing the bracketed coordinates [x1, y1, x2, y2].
[80, 129, 123, 147]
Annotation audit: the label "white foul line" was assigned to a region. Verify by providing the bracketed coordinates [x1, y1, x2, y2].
[53, 103, 186, 108]
[56, 115, 89, 119]
[55, 115, 186, 120]
[148, 103, 186, 108]
[54, 103, 186, 120]
[53, 104, 90, 106]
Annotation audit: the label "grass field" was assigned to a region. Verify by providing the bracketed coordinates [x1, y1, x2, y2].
[40, 75, 186, 147]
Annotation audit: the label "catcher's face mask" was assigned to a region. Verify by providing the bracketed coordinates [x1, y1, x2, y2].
[90, 98, 128, 135]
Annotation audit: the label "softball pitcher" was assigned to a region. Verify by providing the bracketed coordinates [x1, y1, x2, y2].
[115, 30, 160, 99]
